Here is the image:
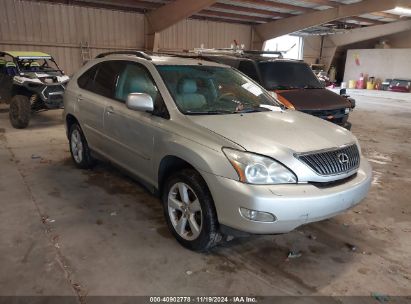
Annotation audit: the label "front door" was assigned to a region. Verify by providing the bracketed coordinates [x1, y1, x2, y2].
[103, 62, 162, 185]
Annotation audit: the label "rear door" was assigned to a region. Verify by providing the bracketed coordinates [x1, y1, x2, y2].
[75, 61, 123, 153]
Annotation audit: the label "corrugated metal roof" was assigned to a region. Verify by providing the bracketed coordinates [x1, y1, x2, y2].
[218, 0, 297, 14]
[271, 0, 319, 9]
[19, 0, 406, 36]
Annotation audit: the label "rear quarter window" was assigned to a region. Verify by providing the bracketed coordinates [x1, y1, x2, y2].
[77, 61, 125, 98]
[77, 66, 97, 91]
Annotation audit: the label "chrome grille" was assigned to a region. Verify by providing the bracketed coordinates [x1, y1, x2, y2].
[296, 144, 360, 176]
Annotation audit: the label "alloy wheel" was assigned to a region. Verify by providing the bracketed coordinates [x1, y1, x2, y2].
[71, 129, 84, 164]
[168, 182, 203, 241]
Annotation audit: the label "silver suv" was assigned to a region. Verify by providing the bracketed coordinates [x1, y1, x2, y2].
[63, 51, 372, 251]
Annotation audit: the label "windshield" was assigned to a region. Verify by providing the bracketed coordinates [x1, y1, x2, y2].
[390, 79, 411, 87]
[157, 65, 280, 115]
[259, 61, 324, 90]
[17, 58, 63, 75]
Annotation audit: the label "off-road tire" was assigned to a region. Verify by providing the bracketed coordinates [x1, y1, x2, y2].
[9, 95, 31, 129]
[69, 123, 95, 169]
[162, 169, 221, 252]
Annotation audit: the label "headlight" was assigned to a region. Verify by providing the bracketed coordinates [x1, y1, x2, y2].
[222, 148, 297, 185]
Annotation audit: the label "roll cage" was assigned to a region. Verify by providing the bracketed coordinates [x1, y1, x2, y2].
[0, 51, 64, 75]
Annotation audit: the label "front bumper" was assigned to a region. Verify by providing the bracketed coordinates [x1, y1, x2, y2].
[342, 121, 352, 130]
[201, 158, 372, 234]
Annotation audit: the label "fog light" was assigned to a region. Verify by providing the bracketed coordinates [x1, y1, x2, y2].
[239, 207, 276, 222]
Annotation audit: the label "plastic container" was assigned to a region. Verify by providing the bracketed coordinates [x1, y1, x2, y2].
[357, 73, 365, 89]
[367, 82, 374, 90]
[348, 80, 356, 89]
[341, 82, 347, 89]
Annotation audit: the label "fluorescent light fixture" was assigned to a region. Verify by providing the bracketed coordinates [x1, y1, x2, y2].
[388, 6, 411, 16]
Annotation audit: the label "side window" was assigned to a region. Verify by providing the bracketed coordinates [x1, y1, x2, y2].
[77, 66, 97, 91]
[115, 63, 158, 102]
[115, 62, 169, 118]
[78, 61, 124, 98]
[238, 60, 259, 82]
[93, 61, 124, 98]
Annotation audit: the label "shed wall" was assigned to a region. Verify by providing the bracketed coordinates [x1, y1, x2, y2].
[0, 0, 252, 75]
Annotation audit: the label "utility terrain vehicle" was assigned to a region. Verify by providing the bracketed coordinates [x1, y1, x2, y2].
[0, 51, 69, 128]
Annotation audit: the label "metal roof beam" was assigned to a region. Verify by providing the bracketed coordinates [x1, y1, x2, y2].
[300, 0, 401, 19]
[330, 19, 411, 46]
[199, 10, 272, 23]
[255, 0, 409, 41]
[211, 3, 292, 18]
[232, 0, 313, 13]
[145, 0, 217, 34]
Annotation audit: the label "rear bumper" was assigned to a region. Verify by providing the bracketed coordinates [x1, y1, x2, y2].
[201, 158, 372, 234]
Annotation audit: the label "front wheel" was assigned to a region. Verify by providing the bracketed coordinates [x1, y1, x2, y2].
[69, 123, 95, 169]
[9, 95, 31, 129]
[162, 169, 221, 251]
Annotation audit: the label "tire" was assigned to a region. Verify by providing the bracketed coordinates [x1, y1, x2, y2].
[162, 169, 221, 252]
[69, 123, 95, 169]
[9, 95, 31, 129]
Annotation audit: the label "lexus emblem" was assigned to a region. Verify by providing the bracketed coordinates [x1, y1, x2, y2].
[337, 153, 349, 165]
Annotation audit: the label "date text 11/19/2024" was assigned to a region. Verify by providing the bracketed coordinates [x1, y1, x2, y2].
[149, 296, 258, 303]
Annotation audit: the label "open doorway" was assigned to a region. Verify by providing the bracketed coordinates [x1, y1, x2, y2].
[264, 35, 303, 60]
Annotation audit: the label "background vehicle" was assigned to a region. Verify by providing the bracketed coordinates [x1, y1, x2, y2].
[198, 50, 356, 130]
[64, 51, 371, 252]
[0, 51, 69, 128]
[388, 79, 411, 93]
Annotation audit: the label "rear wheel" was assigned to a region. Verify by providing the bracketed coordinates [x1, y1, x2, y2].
[69, 123, 95, 169]
[162, 169, 221, 251]
[9, 95, 31, 129]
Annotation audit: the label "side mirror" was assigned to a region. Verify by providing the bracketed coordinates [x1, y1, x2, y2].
[126, 93, 154, 112]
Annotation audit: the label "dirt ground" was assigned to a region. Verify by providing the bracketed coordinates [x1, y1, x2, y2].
[0, 91, 410, 302]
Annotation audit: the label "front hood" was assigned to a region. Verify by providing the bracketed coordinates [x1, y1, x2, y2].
[187, 110, 355, 155]
[277, 88, 351, 111]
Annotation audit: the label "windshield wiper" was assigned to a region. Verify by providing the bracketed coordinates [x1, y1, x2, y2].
[236, 106, 271, 113]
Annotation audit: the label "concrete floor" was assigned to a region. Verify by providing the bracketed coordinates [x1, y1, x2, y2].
[0, 91, 410, 300]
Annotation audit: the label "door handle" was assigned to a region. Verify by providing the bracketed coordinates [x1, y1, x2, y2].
[106, 106, 114, 115]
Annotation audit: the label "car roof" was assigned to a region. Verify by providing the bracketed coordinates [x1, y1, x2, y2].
[100, 53, 230, 68]
[1, 51, 52, 59]
[151, 55, 227, 67]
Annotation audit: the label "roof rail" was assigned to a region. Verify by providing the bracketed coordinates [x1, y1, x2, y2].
[152, 51, 218, 63]
[185, 47, 285, 59]
[243, 50, 283, 56]
[96, 51, 152, 60]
